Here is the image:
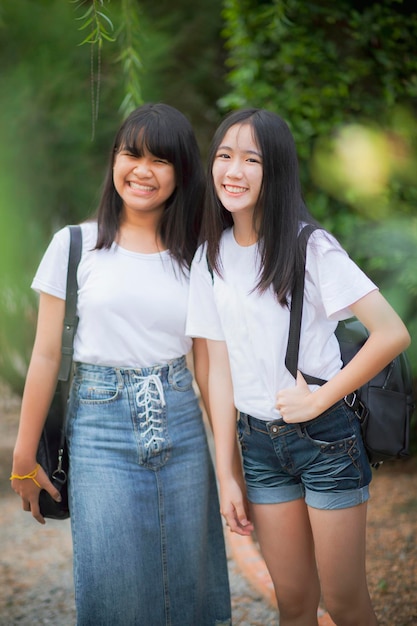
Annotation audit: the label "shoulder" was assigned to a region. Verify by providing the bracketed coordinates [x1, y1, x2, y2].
[305, 227, 347, 260]
[190, 242, 210, 277]
[79, 220, 98, 251]
[44, 221, 98, 263]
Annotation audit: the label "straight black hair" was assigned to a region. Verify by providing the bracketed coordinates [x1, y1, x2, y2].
[95, 103, 205, 269]
[203, 108, 320, 305]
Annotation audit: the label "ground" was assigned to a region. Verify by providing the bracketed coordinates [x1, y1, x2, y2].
[1, 380, 416, 625]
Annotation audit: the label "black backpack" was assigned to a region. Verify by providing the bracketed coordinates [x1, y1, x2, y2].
[286, 225, 415, 467]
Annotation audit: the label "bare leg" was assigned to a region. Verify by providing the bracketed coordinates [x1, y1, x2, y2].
[309, 502, 378, 626]
[250, 499, 321, 626]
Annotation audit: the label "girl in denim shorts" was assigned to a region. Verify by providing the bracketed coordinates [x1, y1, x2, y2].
[187, 108, 410, 626]
[11, 104, 231, 626]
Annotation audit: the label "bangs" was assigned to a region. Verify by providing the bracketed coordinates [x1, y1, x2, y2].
[118, 116, 179, 163]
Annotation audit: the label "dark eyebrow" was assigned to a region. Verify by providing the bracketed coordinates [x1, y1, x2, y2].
[217, 144, 262, 158]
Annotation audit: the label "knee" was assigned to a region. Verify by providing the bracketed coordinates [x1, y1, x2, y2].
[276, 587, 320, 622]
[325, 596, 377, 626]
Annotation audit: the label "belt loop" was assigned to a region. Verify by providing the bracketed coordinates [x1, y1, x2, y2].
[167, 356, 180, 385]
[239, 412, 251, 434]
[115, 368, 124, 389]
[295, 423, 305, 438]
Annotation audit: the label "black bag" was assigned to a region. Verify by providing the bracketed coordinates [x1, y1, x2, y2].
[36, 225, 82, 519]
[286, 224, 415, 467]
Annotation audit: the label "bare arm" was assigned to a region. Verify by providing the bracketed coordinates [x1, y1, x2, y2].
[11, 292, 66, 523]
[277, 290, 411, 422]
[207, 339, 254, 536]
[192, 337, 211, 426]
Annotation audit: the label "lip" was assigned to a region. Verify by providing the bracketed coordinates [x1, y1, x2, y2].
[223, 184, 248, 194]
[128, 181, 156, 193]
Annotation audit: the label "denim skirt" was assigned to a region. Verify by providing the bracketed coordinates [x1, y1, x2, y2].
[66, 356, 231, 626]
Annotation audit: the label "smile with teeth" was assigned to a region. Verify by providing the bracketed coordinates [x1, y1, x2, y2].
[129, 181, 155, 192]
[224, 184, 248, 194]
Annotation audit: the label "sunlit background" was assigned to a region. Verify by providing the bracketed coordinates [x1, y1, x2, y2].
[0, 0, 416, 407]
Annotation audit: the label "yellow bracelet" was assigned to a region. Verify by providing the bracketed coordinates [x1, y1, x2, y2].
[10, 463, 41, 488]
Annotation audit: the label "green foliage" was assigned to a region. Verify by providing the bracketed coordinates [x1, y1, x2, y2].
[220, 0, 417, 445]
[0, 0, 125, 391]
[0, 0, 226, 392]
[219, 0, 417, 348]
[136, 0, 226, 156]
[116, 0, 143, 117]
[74, 0, 115, 45]
[74, 0, 144, 119]
[73, 0, 116, 137]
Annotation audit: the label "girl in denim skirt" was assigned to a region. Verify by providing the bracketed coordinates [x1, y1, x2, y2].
[187, 108, 410, 626]
[11, 104, 231, 626]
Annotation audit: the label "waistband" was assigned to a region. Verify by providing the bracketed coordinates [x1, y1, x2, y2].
[73, 355, 186, 384]
[239, 412, 299, 436]
[240, 399, 346, 437]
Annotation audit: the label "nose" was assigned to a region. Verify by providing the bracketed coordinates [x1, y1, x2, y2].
[133, 159, 151, 176]
[225, 158, 243, 178]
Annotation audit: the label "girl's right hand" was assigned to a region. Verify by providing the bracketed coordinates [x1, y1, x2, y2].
[10, 462, 62, 525]
[219, 479, 254, 536]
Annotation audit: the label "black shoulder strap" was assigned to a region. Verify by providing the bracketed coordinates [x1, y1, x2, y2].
[58, 225, 82, 382]
[285, 224, 326, 386]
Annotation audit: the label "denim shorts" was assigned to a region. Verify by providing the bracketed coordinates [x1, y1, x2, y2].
[237, 400, 372, 510]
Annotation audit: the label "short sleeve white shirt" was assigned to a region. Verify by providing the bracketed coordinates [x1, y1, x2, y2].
[186, 228, 377, 421]
[32, 221, 192, 368]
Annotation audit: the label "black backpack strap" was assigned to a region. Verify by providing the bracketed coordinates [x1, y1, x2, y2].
[285, 224, 326, 386]
[58, 225, 82, 383]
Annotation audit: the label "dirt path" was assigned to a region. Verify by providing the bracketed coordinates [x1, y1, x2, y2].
[1, 381, 417, 625]
[0, 382, 278, 626]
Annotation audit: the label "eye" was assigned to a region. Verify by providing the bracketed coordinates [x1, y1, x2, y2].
[216, 152, 231, 159]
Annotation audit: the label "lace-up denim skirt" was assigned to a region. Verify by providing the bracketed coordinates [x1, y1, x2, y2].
[66, 356, 231, 626]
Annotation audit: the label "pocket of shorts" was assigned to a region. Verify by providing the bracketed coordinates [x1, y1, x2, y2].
[301, 405, 358, 455]
[171, 367, 193, 392]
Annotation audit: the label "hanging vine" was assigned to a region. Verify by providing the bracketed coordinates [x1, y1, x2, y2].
[117, 0, 143, 117]
[72, 0, 115, 138]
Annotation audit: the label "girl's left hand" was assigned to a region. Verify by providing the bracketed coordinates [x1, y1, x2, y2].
[276, 371, 318, 423]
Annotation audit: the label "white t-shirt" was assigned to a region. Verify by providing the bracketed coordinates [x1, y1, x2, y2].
[186, 227, 377, 421]
[32, 221, 192, 368]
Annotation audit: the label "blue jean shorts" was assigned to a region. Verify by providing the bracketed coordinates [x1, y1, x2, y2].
[237, 400, 372, 510]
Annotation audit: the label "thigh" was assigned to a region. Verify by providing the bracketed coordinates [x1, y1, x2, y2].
[250, 499, 320, 610]
[308, 502, 370, 603]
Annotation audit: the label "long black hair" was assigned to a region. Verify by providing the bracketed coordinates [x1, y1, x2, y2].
[95, 103, 205, 269]
[203, 108, 320, 305]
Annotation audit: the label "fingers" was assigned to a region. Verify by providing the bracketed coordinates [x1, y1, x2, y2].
[33, 466, 62, 503]
[11, 467, 60, 525]
[20, 494, 46, 524]
[221, 503, 254, 536]
[276, 370, 311, 421]
[29, 498, 46, 525]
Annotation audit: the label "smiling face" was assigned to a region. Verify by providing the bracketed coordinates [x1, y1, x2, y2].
[212, 123, 263, 221]
[113, 146, 176, 218]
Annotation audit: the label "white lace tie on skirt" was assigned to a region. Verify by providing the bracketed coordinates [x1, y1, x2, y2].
[134, 374, 166, 452]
